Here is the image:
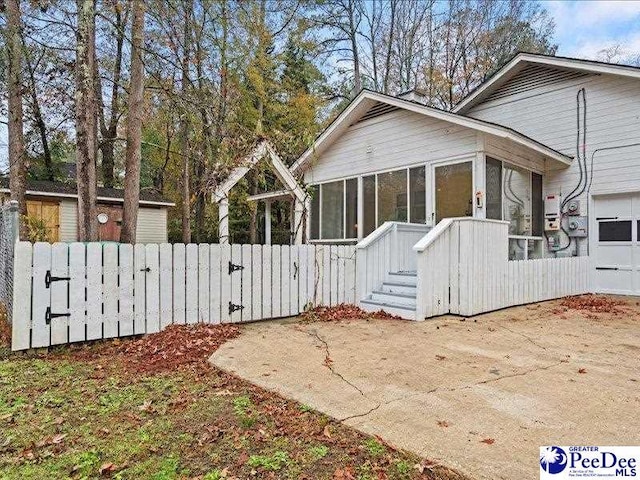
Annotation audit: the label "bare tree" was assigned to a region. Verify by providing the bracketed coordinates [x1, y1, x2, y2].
[96, 0, 129, 188]
[179, 1, 192, 244]
[5, 0, 27, 238]
[120, 0, 145, 243]
[75, 0, 99, 241]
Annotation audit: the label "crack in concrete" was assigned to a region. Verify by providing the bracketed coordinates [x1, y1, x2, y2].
[498, 324, 548, 351]
[307, 326, 565, 424]
[308, 329, 383, 421]
[310, 330, 367, 396]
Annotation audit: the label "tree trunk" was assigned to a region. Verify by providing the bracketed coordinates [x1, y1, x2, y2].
[6, 0, 27, 239]
[120, 0, 145, 244]
[75, 0, 98, 242]
[180, 2, 192, 244]
[24, 49, 54, 181]
[348, 0, 361, 94]
[98, 1, 126, 189]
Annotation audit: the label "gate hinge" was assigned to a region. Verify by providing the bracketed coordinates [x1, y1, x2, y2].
[228, 261, 244, 274]
[45, 270, 70, 289]
[45, 306, 70, 325]
[229, 302, 244, 314]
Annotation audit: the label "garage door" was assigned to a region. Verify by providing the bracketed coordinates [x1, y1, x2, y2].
[593, 193, 640, 295]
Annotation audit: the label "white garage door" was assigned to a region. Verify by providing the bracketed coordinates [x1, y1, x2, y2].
[593, 193, 640, 295]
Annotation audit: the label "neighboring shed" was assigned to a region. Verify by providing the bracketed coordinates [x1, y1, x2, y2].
[0, 179, 175, 243]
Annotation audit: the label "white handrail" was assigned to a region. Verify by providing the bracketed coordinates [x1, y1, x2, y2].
[413, 217, 509, 252]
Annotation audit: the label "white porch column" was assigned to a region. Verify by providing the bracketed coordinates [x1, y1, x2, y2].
[264, 200, 272, 245]
[218, 197, 229, 244]
[293, 198, 305, 245]
[304, 195, 311, 244]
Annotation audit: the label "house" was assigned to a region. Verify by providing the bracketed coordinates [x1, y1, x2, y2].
[0, 179, 175, 243]
[291, 53, 640, 317]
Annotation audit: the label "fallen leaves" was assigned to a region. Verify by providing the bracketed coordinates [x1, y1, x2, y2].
[300, 304, 402, 323]
[66, 324, 241, 374]
[554, 294, 627, 315]
[99, 462, 117, 475]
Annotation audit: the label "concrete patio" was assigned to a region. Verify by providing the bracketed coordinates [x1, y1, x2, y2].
[210, 299, 640, 480]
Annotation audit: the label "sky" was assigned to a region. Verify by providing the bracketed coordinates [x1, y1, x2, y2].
[547, 0, 640, 60]
[2, 1, 640, 170]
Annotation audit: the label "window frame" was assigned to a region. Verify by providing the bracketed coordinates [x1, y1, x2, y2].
[309, 165, 428, 242]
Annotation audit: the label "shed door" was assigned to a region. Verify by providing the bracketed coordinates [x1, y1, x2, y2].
[593, 193, 640, 295]
[26, 200, 60, 242]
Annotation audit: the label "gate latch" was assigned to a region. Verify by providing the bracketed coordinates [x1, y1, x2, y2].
[45, 306, 70, 325]
[229, 302, 244, 314]
[45, 270, 70, 289]
[228, 261, 244, 274]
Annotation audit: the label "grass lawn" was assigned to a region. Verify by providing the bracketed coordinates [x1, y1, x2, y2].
[0, 321, 466, 480]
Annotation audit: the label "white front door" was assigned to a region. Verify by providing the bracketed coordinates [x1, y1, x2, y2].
[593, 192, 640, 295]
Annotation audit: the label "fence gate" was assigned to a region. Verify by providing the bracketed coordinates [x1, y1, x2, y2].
[11, 242, 356, 350]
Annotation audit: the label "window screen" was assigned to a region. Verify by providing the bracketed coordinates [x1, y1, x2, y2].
[599, 221, 632, 242]
[532, 173, 543, 237]
[409, 166, 426, 223]
[378, 169, 407, 224]
[310, 185, 320, 240]
[345, 178, 358, 239]
[363, 175, 376, 236]
[485, 157, 502, 220]
[321, 181, 344, 239]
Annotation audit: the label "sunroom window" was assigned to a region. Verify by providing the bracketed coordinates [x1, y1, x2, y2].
[310, 178, 358, 240]
[377, 169, 407, 224]
[321, 180, 344, 239]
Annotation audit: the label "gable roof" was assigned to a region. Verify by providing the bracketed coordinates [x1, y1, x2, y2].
[454, 52, 640, 114]
[290, 89, 572, 174]
[0, 178, 175, 207]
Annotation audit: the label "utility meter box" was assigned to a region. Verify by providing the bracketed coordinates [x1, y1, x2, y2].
[566, 200, 581, 216]
[544, 194, 561, 231]
[564, 216, 588, 237]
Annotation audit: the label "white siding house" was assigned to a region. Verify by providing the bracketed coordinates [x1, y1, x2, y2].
[456, 53, 640, 297]
[291, 53, 640, 317]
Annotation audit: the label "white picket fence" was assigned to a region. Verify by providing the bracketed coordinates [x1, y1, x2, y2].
[414, 218, 591, 319]
[11, 242, 356, 351]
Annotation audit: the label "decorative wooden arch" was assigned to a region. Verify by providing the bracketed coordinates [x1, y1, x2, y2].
[212, 140, 309, 245]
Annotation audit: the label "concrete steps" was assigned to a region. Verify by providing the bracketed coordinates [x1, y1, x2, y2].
[360, 271, 417, 320]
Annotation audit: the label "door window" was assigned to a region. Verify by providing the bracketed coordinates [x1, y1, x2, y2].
[598, 220, 632, 242]
[435, 161, 472, 223]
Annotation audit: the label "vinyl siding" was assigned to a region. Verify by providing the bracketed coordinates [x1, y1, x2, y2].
[59, 200, 78, 242]
[304, 109, 478, 184]
[466, 71, 640, 254]
[136, 207, 168, 243]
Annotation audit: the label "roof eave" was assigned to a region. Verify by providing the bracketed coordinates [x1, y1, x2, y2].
[292, 89, 571, 174]
[454, 52, 640, 113]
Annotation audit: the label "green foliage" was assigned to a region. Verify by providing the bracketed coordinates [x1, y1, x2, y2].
[363, 438, 386, 457]
[247, 451, 289, 471]
[232, 395, 256, 427]
[202, 470, 224, 480]
[308, 444, 329, 460]
[22, 215, 51, 243]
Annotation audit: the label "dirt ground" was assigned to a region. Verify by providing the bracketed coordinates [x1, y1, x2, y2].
[210, 296, 640, 480]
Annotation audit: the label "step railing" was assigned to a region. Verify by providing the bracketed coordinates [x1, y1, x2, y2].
[356, 222, 431, 303]
[412, 217, 510, 320]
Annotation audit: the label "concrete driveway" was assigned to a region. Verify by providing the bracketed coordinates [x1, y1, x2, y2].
[210, 299, 640, 480]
